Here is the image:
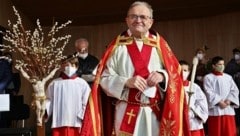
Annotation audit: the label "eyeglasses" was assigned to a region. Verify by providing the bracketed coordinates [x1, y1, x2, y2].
[127, 14, 152, 21]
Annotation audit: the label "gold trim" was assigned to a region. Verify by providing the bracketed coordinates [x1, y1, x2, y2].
[178, 87, 185, 136]
[118, 35, 159, 47]
[118, 131, 133, 136]
[160, 111, 176, 136]
[89, 95, 97, 136]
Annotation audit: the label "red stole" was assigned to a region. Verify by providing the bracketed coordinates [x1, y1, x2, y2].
[119, 40, 161, 134]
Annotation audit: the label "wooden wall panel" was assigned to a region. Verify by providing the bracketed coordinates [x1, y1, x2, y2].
[62, 12, 240, 64]
[1, 5, 240, 128]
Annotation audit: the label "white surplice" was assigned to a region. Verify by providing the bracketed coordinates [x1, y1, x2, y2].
[203, 73, 239, 116]
[184, 82, 208, 130]
[45, 77, 91, 128]
[100, 30, 168, 136]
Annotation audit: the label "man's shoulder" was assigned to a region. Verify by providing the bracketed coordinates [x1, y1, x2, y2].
[87, 54, 99, 62]
[226, 59, 237, 65]
[88, 54, 98, 59]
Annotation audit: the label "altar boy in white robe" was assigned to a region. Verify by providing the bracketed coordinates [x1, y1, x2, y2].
[45, 56, 91, 136]
[203, 56, 239, 136]
[179, 60, 208, 136]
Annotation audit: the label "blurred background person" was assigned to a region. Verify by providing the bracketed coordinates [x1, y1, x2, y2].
[4, 52, 21, 96]
[225, 47, 240, 135]
[195, 46, 211, 89]
[180, 60, 208, 136]
[203, 56, 239, 136]
[0, 52, 12, 128]
[74, 38, 99, 86]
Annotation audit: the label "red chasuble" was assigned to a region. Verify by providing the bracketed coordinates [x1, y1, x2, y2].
[81, 30, 191, 136]
[79, 39, 117, 136]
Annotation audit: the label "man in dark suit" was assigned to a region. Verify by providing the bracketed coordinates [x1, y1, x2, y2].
[0, 52, 13, 127]
[75, 38, 99, 86]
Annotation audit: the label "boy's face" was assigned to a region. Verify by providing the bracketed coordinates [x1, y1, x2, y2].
[181, 64, 190, 73]
[61, 62, 77, 71]
[213, 60, 225, 72]
[65, 62, 77, 68]
[234, 52, 240, 63]
[213, 60, 224, 67]
[181, 64, 190, 81]
[62, 62, 78, 77]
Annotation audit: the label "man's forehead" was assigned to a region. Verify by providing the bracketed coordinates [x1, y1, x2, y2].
[76, 42, 88, 47]
[128, 5, 151, 15]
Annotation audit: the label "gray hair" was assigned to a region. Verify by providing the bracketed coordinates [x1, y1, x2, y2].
[75, 38, 89, 47]
[128, 1, 153, 18]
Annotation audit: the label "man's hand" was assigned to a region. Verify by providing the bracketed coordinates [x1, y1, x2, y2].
[125, 75, 147, 92]
[147, 71, 164, 87]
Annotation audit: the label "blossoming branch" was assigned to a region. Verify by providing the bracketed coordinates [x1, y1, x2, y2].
[0, 6, 72, 81]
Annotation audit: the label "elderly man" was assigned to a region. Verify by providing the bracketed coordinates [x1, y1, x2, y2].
[74, 38, 99, 86]
[98, 1, 191, 136]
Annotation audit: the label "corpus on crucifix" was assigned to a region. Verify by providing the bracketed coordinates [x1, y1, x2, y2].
[0, 6, 72, 126]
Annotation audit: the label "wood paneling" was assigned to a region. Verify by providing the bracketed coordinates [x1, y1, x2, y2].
[11, 0, 240, 26]
[1, 1, 240, 128]
[62, 12, 240, 64]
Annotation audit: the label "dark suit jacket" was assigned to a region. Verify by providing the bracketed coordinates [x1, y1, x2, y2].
[0, 59, 12, 93]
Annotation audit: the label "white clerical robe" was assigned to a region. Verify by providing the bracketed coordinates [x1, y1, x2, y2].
[45, 77, 91, 128]
[100, 30, 168, 136]
[184, 82, 208, 131]
[203, 73, 239, 116]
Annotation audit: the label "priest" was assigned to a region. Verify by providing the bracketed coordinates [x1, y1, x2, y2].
[96, 1, 191, 136]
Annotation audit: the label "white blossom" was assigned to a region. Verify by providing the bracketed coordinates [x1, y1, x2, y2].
[1, 6, 72, 126]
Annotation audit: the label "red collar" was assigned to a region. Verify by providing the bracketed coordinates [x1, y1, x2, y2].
[183, 80, 189, 86]
[212, 71, 223, 76]
[60, 73, 78, 79]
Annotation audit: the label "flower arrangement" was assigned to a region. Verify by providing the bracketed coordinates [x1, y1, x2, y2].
[1, 6, 71, 79]
[0, 6, 72, 126]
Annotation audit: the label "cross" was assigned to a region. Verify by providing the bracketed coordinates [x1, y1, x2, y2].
[126, 109, 136, 124]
